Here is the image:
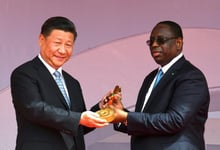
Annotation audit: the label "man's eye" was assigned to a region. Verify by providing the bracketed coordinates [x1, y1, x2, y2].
[65, 44, 73, 47]
[54, 42, 61, 45]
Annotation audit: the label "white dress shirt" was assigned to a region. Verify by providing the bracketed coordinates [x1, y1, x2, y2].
[141, 53, 183, 112]
[38, 54, 70, 98]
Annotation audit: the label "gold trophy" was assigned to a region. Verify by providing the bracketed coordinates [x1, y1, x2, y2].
[96, 85, 121, 122]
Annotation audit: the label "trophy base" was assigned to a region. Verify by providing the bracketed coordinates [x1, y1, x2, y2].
[96, 107, 115, 122]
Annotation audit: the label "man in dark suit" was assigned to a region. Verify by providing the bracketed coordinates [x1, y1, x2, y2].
[10, 16, 108, 150]
[102, 21, 210, 150]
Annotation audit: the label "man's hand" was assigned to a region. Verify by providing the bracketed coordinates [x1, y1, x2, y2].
[99, 85, 123, 110]
[80, 111, 109, 128]
[110, 93, 123, 109]
[109, 105, 128, 124]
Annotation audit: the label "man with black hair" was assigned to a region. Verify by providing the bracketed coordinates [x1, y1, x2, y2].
[104, 21, 210, 150]
[11, 16, 108, 150]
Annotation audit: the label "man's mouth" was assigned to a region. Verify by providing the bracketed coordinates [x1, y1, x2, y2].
[55, 55, 66, 59]
[152, 51, 161, 57]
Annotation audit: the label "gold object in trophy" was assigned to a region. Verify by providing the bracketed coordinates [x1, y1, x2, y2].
[96, 107, 115, 122]
[96, 85, 121, 122]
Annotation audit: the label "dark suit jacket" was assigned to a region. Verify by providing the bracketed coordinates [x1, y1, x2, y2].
[114, 56, 210, 150]
[11, 57, 94, 150]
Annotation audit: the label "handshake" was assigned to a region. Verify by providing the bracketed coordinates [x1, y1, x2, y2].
[80, 85, 128, 128]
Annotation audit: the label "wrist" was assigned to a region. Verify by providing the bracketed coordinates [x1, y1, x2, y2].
[122, 112, 128, 123]
[121, 112, 128, 126]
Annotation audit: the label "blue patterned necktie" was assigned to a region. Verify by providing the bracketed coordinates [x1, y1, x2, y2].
[153, 69, 164, 88]
[53, 71, 71, 107]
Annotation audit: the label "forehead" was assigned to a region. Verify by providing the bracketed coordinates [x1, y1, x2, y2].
[150, 24, 173, 37]
[49, 29, 73, 35]
[47, 29, 74, 40]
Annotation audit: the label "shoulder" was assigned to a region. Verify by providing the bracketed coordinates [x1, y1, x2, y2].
[11, 56, 45, 80]
[170, 56, 206, 79]
[62, 70, 80, 84]
[172, 60, 209, 90]
[12, 56, 41, 71]
[181, 60, 206, 78]
[143, 68, 158, 82]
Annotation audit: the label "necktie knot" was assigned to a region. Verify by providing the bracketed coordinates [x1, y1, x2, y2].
[153, 69, 164, 88]
[54, 71, 61, 78]
[157, 69, 163, 79]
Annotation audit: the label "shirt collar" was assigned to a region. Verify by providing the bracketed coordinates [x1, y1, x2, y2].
[160, 52, 183, 73]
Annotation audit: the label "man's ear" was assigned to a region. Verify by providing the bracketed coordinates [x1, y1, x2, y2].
[38, 34, 45, 46]
[176, 37, 183, 50]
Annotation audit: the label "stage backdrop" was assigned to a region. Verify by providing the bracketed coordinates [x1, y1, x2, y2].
[0, 0, 220, 150]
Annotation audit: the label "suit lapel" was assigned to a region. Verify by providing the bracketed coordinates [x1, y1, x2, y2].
[32, 57, 75, 149]
[143, 71, 173, 111]
[32, 57, 70, 109]
[62, 72, 74, 110]
[141, 56, 186, 112]
[135, 70, 157, 112]
[63, 72, 81, 112]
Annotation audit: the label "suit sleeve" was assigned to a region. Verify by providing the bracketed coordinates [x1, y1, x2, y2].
[11, 68, 82, 135]
[126, 69, 210, 136]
